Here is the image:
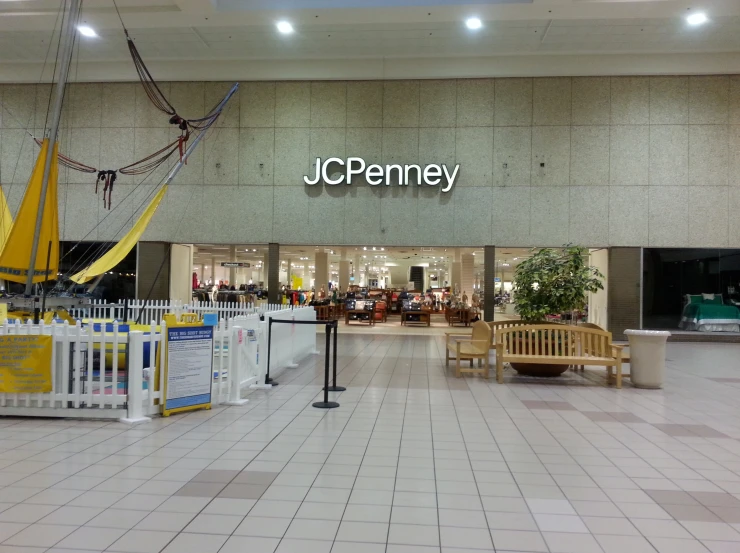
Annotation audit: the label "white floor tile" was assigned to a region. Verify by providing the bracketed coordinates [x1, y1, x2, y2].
[108, 529, 177, 553]
[388, 524, 440, 547]
[161, 532, 227, 553]
[55, 526, 127, 550]
[336, 521, 390, 543]
[219, 536, 279, 553]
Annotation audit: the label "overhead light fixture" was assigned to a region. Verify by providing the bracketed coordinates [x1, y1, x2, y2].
[465, 17, 482, 30]
[276, 21, 294, 34]
[686, 12, 708, 25]
[78, 25, 97, 37]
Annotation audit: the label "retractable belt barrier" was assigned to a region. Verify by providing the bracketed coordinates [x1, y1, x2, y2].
[266, 318, 344, 409]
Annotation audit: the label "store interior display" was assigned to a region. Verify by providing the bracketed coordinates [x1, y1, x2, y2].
[679, 294, 740, 333]
[643, 248, 740, 332]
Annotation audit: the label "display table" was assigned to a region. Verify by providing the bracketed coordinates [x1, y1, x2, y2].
[345, 309, 374, 326]
[402, 311, 431, 326]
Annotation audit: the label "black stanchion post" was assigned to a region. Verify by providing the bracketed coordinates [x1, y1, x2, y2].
[265, 317, 277, 385]
[123, 298, 129, 323]
[325, 319, 345, 392]
[313, 322, 339, 409]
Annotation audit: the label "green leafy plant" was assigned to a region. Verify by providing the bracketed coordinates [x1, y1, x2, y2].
[513, 246, 604, 324]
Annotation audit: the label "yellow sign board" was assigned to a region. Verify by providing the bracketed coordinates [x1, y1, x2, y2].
[0, 303, 7, 323]
[0, 335, 52, 393]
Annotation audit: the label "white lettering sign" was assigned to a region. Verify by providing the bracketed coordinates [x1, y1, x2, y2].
[304, 157, 459, 193]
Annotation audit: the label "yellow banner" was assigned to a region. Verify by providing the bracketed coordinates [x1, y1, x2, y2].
[0, 139, 59, 283]
[0, 335, 53, 393]
[0, 185, 12, 253]
[70, 185, 168, 284]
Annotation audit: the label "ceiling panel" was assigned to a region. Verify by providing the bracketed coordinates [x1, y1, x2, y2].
[0, 1, 737, 78]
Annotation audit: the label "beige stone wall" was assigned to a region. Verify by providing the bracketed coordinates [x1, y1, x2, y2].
[1, 76, 738, 247]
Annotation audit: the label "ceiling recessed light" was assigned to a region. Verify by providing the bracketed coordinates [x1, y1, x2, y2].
[78, 25, 97, 37]
[686, 12, 708, 25]
[277, 21, 294, 34]
[465, 17, 482, 30]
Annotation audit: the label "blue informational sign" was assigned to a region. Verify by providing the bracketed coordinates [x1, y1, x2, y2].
[494, 277, 502, 283]
[163, 326, 214, 414]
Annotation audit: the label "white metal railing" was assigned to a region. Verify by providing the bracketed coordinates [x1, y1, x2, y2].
[0, 306, 317, 422]
[66, 299, 292, 329]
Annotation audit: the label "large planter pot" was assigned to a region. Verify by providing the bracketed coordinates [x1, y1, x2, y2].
[511, 362, 570, 377]
[510, 332, 570, 377]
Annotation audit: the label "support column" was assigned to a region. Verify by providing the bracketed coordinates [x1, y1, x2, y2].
[483, 245, 496, 322]
[136, 242, 171, 301]
[210, 256, 216, 285]
[287, 259, 292, 288]
[262, 252, 269, 287]
[354, 255, 361, 287]
[450, 250, 462, 296]
[267, 243, 280, 304]
[607, 247, 642, 340]
[461, 253, 474, 304]
[315, 251, 329, 297]
[339, 261, 350, 291]
[338, 249, 349, 291]
[228, 245, 236, 286]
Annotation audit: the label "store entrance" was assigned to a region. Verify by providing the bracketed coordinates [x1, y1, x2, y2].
[188, 244, 549, 330]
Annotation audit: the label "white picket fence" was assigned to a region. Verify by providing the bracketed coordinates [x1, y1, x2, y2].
[67, 299, 291, 327]
[0, 306, 318, 422]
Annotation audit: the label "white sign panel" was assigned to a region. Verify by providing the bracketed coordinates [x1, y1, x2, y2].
[165, 326, 214, 412]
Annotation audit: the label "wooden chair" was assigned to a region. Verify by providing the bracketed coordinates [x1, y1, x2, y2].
[445, 321, 493, 378]
[373, 301, 387, 323]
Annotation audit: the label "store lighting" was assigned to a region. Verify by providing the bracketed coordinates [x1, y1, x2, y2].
[465, 17, 482, 30]
[78, 25, 97, 37]
[686, 12, 708, 25]
[277, 21, 294, 34]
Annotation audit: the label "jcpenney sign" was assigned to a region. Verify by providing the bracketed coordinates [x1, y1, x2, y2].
[304, 157, 459, 193]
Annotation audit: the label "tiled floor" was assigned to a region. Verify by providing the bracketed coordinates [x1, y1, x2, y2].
[0, 335, 740, 553]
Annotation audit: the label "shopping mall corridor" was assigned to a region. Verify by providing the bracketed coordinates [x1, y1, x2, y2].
[0, 335, 739, 553]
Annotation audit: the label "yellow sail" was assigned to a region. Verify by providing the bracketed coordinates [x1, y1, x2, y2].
[0, 139, 59, 284]
[70, 185, 168, 284]
[0, 185, 12, 252]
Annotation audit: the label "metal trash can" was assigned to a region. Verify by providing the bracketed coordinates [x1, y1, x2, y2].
[624, 330, 671, 389]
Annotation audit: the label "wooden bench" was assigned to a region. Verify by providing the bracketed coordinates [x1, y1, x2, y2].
[486, 320, 537, 348]
[446, 321, 492, 378]
[576, 322, 630, 370]
[494, 324, 625, 388]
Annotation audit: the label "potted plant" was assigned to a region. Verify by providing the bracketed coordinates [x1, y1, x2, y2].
[511, 246, 604, 377]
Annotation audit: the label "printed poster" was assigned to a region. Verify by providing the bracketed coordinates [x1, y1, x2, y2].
[163, 326, 214, 414]
[0, 335, 52, 393]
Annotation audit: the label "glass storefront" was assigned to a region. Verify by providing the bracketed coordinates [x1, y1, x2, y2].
[643, 248, 740, 331]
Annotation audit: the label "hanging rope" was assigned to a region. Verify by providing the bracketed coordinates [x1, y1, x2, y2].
[23, 0, 227, 210]
[119, 132, 190, 176]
